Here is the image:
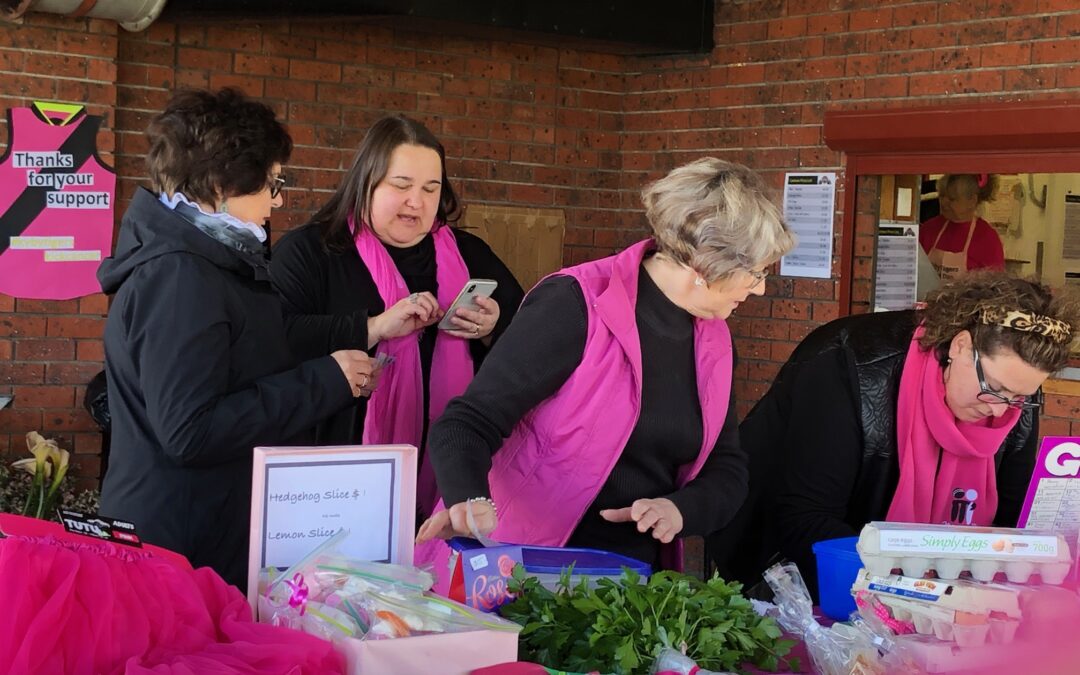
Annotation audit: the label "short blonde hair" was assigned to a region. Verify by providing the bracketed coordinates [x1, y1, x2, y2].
[642, 158, 795, 283]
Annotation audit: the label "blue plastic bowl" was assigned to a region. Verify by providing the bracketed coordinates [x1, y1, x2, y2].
[812, 536, 862, 620]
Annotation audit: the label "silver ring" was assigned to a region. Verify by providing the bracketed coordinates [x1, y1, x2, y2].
[472, 324, 480, 334]
[359, 374, 369, 388]
[409, 293, 418, 304]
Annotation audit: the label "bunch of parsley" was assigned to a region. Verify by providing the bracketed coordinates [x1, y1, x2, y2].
[500, 566, 797, 674]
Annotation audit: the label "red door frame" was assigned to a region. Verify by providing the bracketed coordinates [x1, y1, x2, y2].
[824, 100, 1080, 315]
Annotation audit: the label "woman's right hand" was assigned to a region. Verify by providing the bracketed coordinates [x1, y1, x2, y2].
[415, 500, 497, 544]
[331, 349, 375, 397]
[367, 292, 442, 348]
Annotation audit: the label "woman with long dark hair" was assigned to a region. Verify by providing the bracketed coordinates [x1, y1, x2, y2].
[271, 114, 523, 520]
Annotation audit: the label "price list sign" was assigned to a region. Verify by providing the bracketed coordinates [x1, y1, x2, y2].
[779, 173, 836, 279]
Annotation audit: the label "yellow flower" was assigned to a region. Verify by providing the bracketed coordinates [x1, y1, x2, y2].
[12, 432, 66, 481]
[11, 441, 53, 479]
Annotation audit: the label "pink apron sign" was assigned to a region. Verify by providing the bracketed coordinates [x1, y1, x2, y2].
[0, 102, 115, 300]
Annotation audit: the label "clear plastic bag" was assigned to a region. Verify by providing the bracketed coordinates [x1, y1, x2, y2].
[763, 562, 887, 675]
[649, 647, 736, 674]
[358, 588, 521, 640]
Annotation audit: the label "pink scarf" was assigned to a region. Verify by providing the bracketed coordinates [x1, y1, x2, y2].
[886, 327, 1022, 526]
[353, 217, 474, 516]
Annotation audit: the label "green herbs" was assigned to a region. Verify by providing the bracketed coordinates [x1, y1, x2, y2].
[500, 566, 797, 675]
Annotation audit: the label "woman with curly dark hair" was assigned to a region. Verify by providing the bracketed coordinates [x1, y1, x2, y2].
[97, 89, 372, 588]
[712, 272, 1080, 599]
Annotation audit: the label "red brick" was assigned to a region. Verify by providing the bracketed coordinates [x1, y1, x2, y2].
[209, 73, 265, 97]
[12, 385, 74, 408]
[772, 300, 811, 321]
[314, 40, 365, 63]
[43, 409, 98, 432]
[234, 53, 289, 77]
[289, 59, 341, 82]
[770, 340, 797, 362]
[79, 295, 109, 315]
[45, 363, 103, 386]
[981, 43, 1032, 67]
[0, 316, 46, 337]
[13, 339, 74, 360]
[850, 8, 892, 31]
[261, 33, 316, 59]
[46, 317, 105, 338]
[76, 341, 105, 361]
[0, 410, 42, 433]
[1040, 416, 1072, 437]
[1045, 394, 1080, 418]
[1032, 39, 1078, 64]
[177, 47, 231, 71]
[0, 363, 44, 385]
[812, 301, 840, 323]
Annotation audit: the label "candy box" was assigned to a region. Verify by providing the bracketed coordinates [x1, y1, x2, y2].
[448, 537, 651, 612]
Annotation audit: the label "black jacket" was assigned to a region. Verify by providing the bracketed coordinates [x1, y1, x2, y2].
[269, 223, 524, 450]
[97, 189, 354, 588]
[712, 310, 1038, 599]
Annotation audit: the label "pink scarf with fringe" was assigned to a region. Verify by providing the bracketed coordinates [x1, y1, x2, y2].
[886, 328, 1021, 526]
[353, 217, 473, 516]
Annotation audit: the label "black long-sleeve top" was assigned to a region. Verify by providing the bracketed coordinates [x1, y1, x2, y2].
[428, 269, 748, 566]
[269, 222, 525, 457]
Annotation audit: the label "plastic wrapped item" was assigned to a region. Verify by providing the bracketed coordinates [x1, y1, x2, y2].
[851, 569, 1022, 646]
[359, 589, 521, 640]
[312, 556, 435, 595]
[763, 563, 886, 675]
[649, 647, 736, 674]
[857, 522, 1072, 583]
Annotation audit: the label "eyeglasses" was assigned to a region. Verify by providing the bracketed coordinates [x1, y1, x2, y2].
[269, 174, 287, 199]
[746, 268, 769, 284]
[972, 347, 1041, 411]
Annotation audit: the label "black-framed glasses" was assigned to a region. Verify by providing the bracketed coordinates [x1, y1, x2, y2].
[269, 174, 287, 198]
[972, 347, 1041, 411]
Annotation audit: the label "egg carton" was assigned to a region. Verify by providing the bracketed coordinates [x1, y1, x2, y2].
[850, 569, 1021, 618]
[892, 633, 1025, 674]
[872, 595, 1019, 647]
[857, 522, 1072, 583]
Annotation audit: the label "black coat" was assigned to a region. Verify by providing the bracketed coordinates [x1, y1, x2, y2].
[711, 310, 1038, 599]
[268, 223, 524, 449]
[97, 189, 354, 588]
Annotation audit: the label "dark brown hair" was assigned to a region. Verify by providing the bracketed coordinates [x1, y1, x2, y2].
[145, 88, 292, 207]
[311, 114, 461, 251]
[918, 271, 1080, 373]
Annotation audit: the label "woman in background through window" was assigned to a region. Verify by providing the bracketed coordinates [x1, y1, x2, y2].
[920, 173, 1005, 279]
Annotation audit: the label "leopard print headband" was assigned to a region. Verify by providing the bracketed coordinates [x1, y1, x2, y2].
[978, 308, 1073, 344]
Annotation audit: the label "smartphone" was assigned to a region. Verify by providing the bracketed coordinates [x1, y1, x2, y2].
[438, 279, 498, 331]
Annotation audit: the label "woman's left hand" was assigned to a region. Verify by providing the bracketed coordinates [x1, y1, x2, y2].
[443, 295, 501, 340]
[599, 498, 684, 543]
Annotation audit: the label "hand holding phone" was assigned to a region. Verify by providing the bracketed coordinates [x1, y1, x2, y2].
[438, 279, 499, 334]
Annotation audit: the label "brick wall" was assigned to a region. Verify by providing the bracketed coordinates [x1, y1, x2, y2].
[1, 1, 1080, 481]
[0, 15, 118, 484]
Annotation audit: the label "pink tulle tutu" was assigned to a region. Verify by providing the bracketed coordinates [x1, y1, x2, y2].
[0, 515, 344, 675]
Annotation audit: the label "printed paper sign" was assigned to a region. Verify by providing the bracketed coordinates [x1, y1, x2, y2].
[779, 172, 836, 279]
[248, 445, 416, 606]
[0, 102, 115, 299]
[1018, 437, 1080, 537]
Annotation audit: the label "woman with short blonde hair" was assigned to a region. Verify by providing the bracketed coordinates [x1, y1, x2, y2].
[416, 158, 794, 584]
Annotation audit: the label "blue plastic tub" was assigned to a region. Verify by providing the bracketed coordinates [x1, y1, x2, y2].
[812, 536, 862, 620]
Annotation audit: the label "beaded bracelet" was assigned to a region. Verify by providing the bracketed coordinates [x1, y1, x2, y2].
[465, 496, 498, 517]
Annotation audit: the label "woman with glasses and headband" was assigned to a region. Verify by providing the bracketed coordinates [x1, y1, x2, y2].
[714, 272, 1080, 600]
[98, 89, 373, 588]
[415, 158, 795, 582]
